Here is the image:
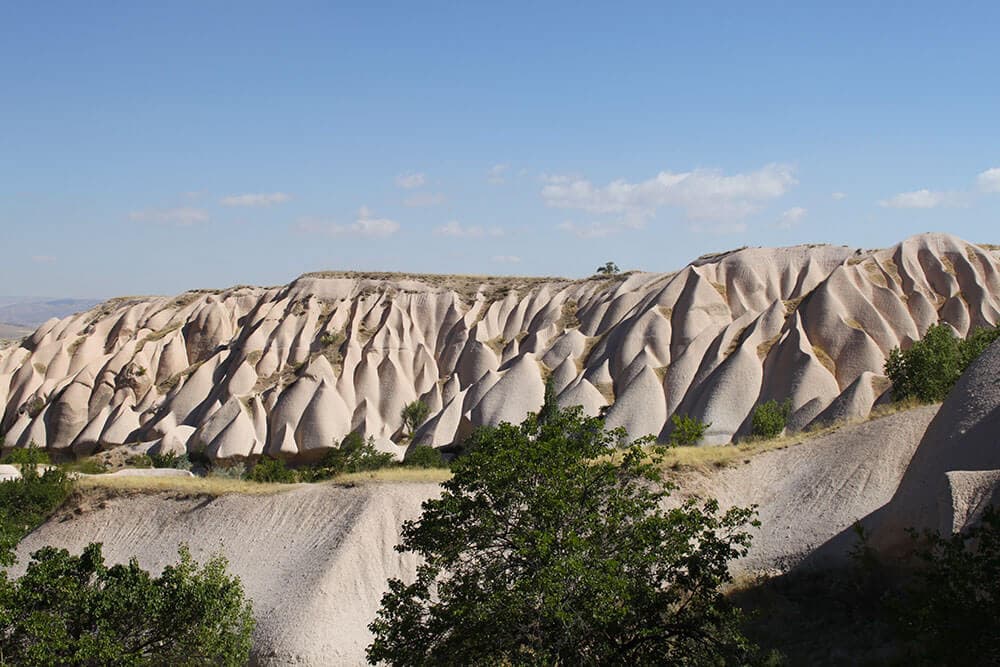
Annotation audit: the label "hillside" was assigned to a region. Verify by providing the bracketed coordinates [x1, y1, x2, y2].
[1, 232, 998, 462]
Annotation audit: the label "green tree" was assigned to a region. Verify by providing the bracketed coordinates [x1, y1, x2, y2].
[669, 413, 711, 446]
[896, 507, 1000, 665]
[245, 456, 296, 484]
[751, 399, 791, 439]
[884, 323, 999, 403]
[595, 261, 620, 275]
[403, 446, 446, 468]
[367, 405, 758, 665]
[400, 400, 430, 438]
[0, 543, 255, 666]
[884, 323, 963, 402]
[0, 454, 72, 566]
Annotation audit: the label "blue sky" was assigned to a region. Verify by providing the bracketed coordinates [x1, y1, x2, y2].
[2, 2, 999, 297]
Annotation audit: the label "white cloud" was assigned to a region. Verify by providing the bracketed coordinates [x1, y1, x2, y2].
[404, 192, 447, 207]
[556, 220, 621, 239]
[542, 163, 797, 230]
[395, 172, 426, 189]
[776, 206, 807, 229]
[435, 221, 505, 238]
[977, 168, 1000, 193]
[492, 255, 521, 264]
[31, 255, 56, 263]
[488, 164, 509, 185]
[129, 207, 209, 226]
[297, 206, 400, 238]
[831, 192, 847, 200]
[878, 189, 949, 209]
[220, 192, 290, 207]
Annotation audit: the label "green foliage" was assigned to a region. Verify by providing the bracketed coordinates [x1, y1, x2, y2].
[595, 261, 620, 275]
[24, 397, 45, 419]
[0, 543, 255, 665]
[245, 456, 296, 484]
[403, 446, 446, 468]
[367, 405, 759, 665]
[885, 323, 1000, 403]
[124, 454, 152, 468]
[1, 443, 51, 465]
[150, 451, 192, 470]
[320, 331, 344, 347]
[400, 400, 430, 437]
[0, 458, 72, 566]
[61, 458, 108, 475]
[896, 507, 1000, 664]
[751, 399, 791, 439]
[669, 413, 711, 446]
[341, 431, 365, 453]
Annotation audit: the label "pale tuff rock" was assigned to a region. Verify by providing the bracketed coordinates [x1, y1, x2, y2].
[2, 233, 999, 461]
[874, 338, 1000, 549]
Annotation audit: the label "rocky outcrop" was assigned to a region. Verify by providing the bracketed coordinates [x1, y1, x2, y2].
[1, 233, 998, 461]
[872, 338, 1000, 550]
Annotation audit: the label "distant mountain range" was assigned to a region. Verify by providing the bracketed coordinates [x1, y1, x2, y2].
[0, 297, 103, 333]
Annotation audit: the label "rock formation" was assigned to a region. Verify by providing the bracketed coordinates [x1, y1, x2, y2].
[1, 232, 998, 461]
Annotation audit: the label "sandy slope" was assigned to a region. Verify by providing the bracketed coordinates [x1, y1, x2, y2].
[17, 483, 439, 666]
[672, 405, 939, 572]
[13, 404, 942, 664]
[2, 233, 997, 461]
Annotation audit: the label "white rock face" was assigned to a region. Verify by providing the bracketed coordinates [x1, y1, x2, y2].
[2, 233, 999, 461]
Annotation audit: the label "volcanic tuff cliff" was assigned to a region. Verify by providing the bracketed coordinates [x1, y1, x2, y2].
[1, 232, 998, 461]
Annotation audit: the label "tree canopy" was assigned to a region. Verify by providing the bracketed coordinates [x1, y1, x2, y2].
[367, 404, 759, 665]
[885, 323, 1000, 402]
[0, 543, 255, 666]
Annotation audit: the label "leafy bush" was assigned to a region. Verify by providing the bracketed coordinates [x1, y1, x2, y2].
[0, 543, 255, 665]
[595, 261, 620, 275]
[1, 443, 51, 465]
[0, 458, 72, 566]
[368, 404, 759, 665]
[669, 413, 711, 446]
[62, 457, 108, 475]
[209, 462, 247, 480]
[895, 507, 1000, 664]
[403, 445, 447, 468]
[885, 323, 1000, 403]
[400, 400, 430, 437]
[245, 456, 296, 484]
[751, 399, 791, 439]
[124, 453, 153, 468]
[150, 451, 192, 470]
[24, 396, 45, 419]
[313, 433, 396, 481]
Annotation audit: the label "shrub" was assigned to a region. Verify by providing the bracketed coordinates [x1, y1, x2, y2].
[367, 404, 759, 665]
[1, 443, 51, 465]
[209, 462, 247, 480]
[885, 323, 1000, 403]
[150, 451, 192, 470]
[751, 399, 791, 439]
[24, 396, 45, 419]
[404, 445, 447, 468]
[894, 507, 1000, 664]
[245, 456, 296, 484]
[400, 400, 430, 438]
[669, 413, 711, 446]
[595, 261, 620, 275]
[0, 458, 72, 566]
[124, 453, 153, 468]
[0, 543, 255, 665]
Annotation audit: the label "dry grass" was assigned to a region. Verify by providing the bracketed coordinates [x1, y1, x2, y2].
[76, 474, 290, 496]
[332, 467, 452, 485]
[653, 399, 933, 473]
[76, 465, 454, 495]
